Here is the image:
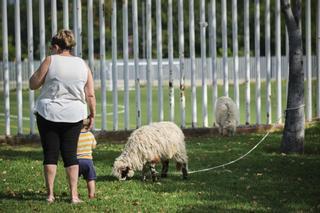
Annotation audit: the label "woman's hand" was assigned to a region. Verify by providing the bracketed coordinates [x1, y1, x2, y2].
[88, 114, 95, 130]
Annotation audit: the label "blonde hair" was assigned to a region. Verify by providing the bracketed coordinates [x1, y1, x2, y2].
[51, 29, 76, 50]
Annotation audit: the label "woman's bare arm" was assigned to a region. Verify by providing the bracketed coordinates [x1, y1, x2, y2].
[29, 56, 51, 90]
[84, 66, 96, 130]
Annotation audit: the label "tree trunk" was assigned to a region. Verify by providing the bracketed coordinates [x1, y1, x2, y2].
[281, 0, 305, 153]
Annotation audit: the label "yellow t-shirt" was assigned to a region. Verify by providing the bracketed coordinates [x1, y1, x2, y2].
[77, 131, 97, 159]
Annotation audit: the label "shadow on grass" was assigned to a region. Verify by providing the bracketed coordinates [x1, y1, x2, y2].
[0, 149, 42, 161]
[0, 191, 44, 202]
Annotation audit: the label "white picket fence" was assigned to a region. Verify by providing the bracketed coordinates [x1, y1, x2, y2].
[1, 0, 320, 136]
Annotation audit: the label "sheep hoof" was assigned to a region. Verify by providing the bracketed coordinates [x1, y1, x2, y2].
[161, 173, 167, 178]
[152, 175, 158, 182]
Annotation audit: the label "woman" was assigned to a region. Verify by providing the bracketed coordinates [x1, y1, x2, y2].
[29, 29, 96, 204]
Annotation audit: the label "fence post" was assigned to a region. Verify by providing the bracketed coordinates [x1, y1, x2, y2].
[255, 0, 261, 125]
[222, 0, 228, 97]
[27, 0, 35, 134]
[15, 0, 23, 134]
[112, 0, 118, 130]
[276, 0, 282, 123]
[244, 0, 251, 125]
[99, 0, 107, 130]
[306, 0, 312, 121]
[2, 0, 10, 136]
[63, 0, 69, 29]
[200, 0, 208, 127]
[132, 0, 141, 128]
[76, 0, 82, 57]
[168, 0, 174, 122]
[265, 0, 272, 125]
[209, 0, 217, 125]
[146, 0, 152, 124]
[189, 0, 197, 128]
[156, 0, 163, 122]
[73, 0, 78, 56]
[123, 0, 129, 130]
[179, 0, 186, 128]
[51, 0, 57, 36]
[39, 0, 46, 61]
[232, 0, 239, 109]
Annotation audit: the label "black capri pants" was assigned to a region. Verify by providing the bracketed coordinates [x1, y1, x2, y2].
[36, 114, 83, 167]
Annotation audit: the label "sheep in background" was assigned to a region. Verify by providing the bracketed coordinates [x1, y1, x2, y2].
[112, 122, 188, 181]
[215, 96, 239, 136]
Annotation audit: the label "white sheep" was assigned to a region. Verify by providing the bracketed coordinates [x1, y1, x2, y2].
[215, 96, 239, 136]
[112, 121, 188, 181]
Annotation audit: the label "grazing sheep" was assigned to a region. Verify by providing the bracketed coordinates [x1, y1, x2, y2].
[215, 96, 239, 136]
[112, 121, 188, 181]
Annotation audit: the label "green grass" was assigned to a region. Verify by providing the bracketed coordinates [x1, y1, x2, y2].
[0, 122, 319, 212]
[0, 80, 318, 135]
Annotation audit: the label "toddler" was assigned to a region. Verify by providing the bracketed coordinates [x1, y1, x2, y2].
[77, 119, 97, 199]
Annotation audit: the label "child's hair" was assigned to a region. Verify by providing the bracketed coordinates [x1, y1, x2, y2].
[83, 118, 90, 128]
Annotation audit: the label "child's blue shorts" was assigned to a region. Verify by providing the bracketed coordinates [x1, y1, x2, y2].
[78, 159, 97, 181]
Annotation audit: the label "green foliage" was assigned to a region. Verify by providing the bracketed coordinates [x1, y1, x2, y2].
[0, 122, 319, 211]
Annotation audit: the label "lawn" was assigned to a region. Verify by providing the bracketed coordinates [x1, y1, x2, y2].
[0, 122, 319, 212]
[0, 80, 318, 135]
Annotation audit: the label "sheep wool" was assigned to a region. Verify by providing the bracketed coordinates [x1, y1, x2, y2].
[215, 96, 239, 136]
[112, 121, 188, 181]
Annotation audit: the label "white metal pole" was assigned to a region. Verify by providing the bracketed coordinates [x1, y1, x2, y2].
[209, 0, 217, 125]
[76, 0, 82, 57]
[123, 0, 129, 130]
[265, 0, 271, 125]
[51, 0, 57, 36]
[142, 2, 146, 59]
[73, 0, 78, 56]
[27, 0, 35, 134]
[15, 0, 23, 134]
[87, 0, 94, 127]
[168, 0, 174, 122]
[63, 0, 69, 29]
[99, 0, 107, 130]
[317, 0, 320, 119]
[39, 0, 46, 61]
[156, 0, 163, 122]
[112, 0, 118, 130]
[189, 0, 197, 128]
[88, 0, 94, 71]
[200, 0, 208, 127]
[244, 0, 250, 125]
[276, 0, 282, 123]
[306, 0, 312, 121]
[255, 0, 261, 125]
[2, 0, 10, 136]
[146, 0, 152, 124]
[232, 0, 239, 110]
[179, 0, 185, 128]
[132, 0, 141, 128]
[222, 0, 228, 97]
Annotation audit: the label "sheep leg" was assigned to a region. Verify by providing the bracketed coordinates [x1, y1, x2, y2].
[141, 164, 149, 181]
[182, 163, 188, 179]
[161, 160, 169, 178]
[149, 163, 158, 182]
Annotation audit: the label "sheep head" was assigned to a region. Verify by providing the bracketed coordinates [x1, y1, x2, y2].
[112, 159, 134, 180]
